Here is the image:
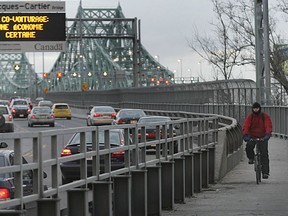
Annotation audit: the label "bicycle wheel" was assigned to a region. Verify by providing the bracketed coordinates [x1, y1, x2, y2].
[254, 155, 261, 184]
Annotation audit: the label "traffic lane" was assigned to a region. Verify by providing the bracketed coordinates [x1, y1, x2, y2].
[13, 117, 87, 133]
[162, 137, 288, 216]
[11, 117, 87, 157]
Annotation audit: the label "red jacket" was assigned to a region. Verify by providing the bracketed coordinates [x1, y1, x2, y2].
[242, 112, 272, 138]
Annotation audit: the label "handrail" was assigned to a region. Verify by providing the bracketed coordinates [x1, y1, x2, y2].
[0, 108, 242, 214]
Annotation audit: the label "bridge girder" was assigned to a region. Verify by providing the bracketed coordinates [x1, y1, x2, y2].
[45, 4, 174, 92]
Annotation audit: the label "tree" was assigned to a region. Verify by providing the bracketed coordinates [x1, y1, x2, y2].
[189, 0, 288, 98]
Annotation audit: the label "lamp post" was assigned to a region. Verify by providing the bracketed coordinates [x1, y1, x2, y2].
[155, 55, 160, 63]
[198, 61, 202, 74]
[177, 59, 182, 81]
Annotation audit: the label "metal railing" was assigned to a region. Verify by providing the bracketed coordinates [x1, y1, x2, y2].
[0, 109, 242, 216]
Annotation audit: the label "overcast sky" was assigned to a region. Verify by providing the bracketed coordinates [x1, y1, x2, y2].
[28, 0, 287, 82]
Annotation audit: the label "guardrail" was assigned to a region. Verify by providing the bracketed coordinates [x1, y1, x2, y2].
[0, 109, 243, 216]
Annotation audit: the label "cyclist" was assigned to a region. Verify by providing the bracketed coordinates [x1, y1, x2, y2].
[242, 102, 272, 179]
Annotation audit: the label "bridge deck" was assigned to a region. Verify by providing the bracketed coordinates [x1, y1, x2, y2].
[163, 137, 288, 216]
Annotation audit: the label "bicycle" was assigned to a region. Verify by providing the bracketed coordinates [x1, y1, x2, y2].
[253, 138, 263, 184]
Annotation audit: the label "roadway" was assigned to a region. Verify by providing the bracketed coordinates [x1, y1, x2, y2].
[162, 137, 288, 216]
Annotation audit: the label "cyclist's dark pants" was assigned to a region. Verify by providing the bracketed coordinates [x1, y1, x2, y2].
[246, 140, 269, 174]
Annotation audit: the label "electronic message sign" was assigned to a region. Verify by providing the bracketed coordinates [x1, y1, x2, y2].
[0, 1, 66, 52]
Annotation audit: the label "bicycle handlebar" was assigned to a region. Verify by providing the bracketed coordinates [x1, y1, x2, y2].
[251, 138, 264, 142]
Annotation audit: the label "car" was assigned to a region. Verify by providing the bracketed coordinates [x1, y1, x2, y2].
[38, 100, 53, 108]
[0, 142, 47, 204]
[9, 98, 31, 118]
[9, 96, 20, 103]
[113, 108, 146, 125]
[52, 103, 72, 120]
[27, 106, 55, 127]
[0, 105, 14, 133]
[86, 106, 116, 126]
[24, 97, 33, 109]
[60, 129, 129, 184]
[35, 97, 44, 102]
[137, 116, 178, 152]
[0, 100, 10, 106]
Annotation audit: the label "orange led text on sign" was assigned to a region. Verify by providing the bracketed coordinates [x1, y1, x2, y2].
[0, 15, 49, 39]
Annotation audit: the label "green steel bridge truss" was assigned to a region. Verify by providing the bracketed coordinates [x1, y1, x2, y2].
[0, 4, 174, 98]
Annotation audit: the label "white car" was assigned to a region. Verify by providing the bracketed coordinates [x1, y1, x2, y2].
[86, 106, 116, 126]
[0, 105, 14, 133]
[28, 106, 55, 127]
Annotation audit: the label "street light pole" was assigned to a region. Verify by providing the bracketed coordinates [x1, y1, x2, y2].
[178, 59, 182, 81]
[198, 61, 202, 74]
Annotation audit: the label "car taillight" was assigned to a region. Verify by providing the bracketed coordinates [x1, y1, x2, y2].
[93, 113, 101, 117]
[117, 119, 126, 124]
[31, 115, 37, 119]
[112, 150, 125, 158]
[111, 113, 116, 117]
[8, 115, 13, 121]
[50, 115, 55, 119]
[27, 108, 31, 113]
[61, 148, 72, 157]
[12, 109, 16, 113]
[0, 188, 10, 200]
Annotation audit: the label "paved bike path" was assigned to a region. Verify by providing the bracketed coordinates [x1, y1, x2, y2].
[163, 137, 288, 216]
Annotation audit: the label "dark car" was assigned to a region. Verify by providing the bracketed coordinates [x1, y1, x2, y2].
[60, 129, 129, 184]
[0, 142, 47, 203]
[137, 116, 178, 152]
[10, 98, 31, 118]
[113, 108, 146, 125]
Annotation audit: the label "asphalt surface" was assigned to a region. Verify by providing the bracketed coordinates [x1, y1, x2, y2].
[162, 137, 288, 216]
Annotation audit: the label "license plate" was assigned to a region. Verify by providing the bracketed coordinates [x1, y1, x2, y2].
[19, 114, 24, 117]
[130, 120, 137, 124]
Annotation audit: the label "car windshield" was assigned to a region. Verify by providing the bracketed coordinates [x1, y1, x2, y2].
[119, 110, 145, 118]
[0, 107, 8, 114]
[55, 105, 68, 109]
[13, 100, 28, 105]
[0, 155, 9, 179]
[33, 108, 51, 114]
[94, 107, 114, 112]
[39, 101, 52, 106]
[139, 117, 171, 124]
[69, 130, 121, 146]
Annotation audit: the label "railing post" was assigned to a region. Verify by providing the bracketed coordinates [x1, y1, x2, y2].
[67, 188, 89, 216]
[193, 151, 202, 193]
[161, 161, 174, 210]
[201, 149, 209, 188]
[209, 146, 216, 184]
[38, 198, 60, 216]
[131, 170, 147, 216]
[147, 166, 162, 215]
[92, 181, 113, 216]
[184, 154, 194, 197]
[113, 175, 131, 216]
[174, 157, 185, 204]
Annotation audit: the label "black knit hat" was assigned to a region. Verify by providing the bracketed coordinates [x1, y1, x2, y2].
[252, 102, 261, 108]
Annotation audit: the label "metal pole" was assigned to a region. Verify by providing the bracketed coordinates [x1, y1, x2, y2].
[263, 0, 271, 105]
[132, 18, 139, 87]
[254, 0, 264, 104]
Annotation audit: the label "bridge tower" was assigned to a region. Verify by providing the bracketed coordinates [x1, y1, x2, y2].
[44, 4, 175, 93]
